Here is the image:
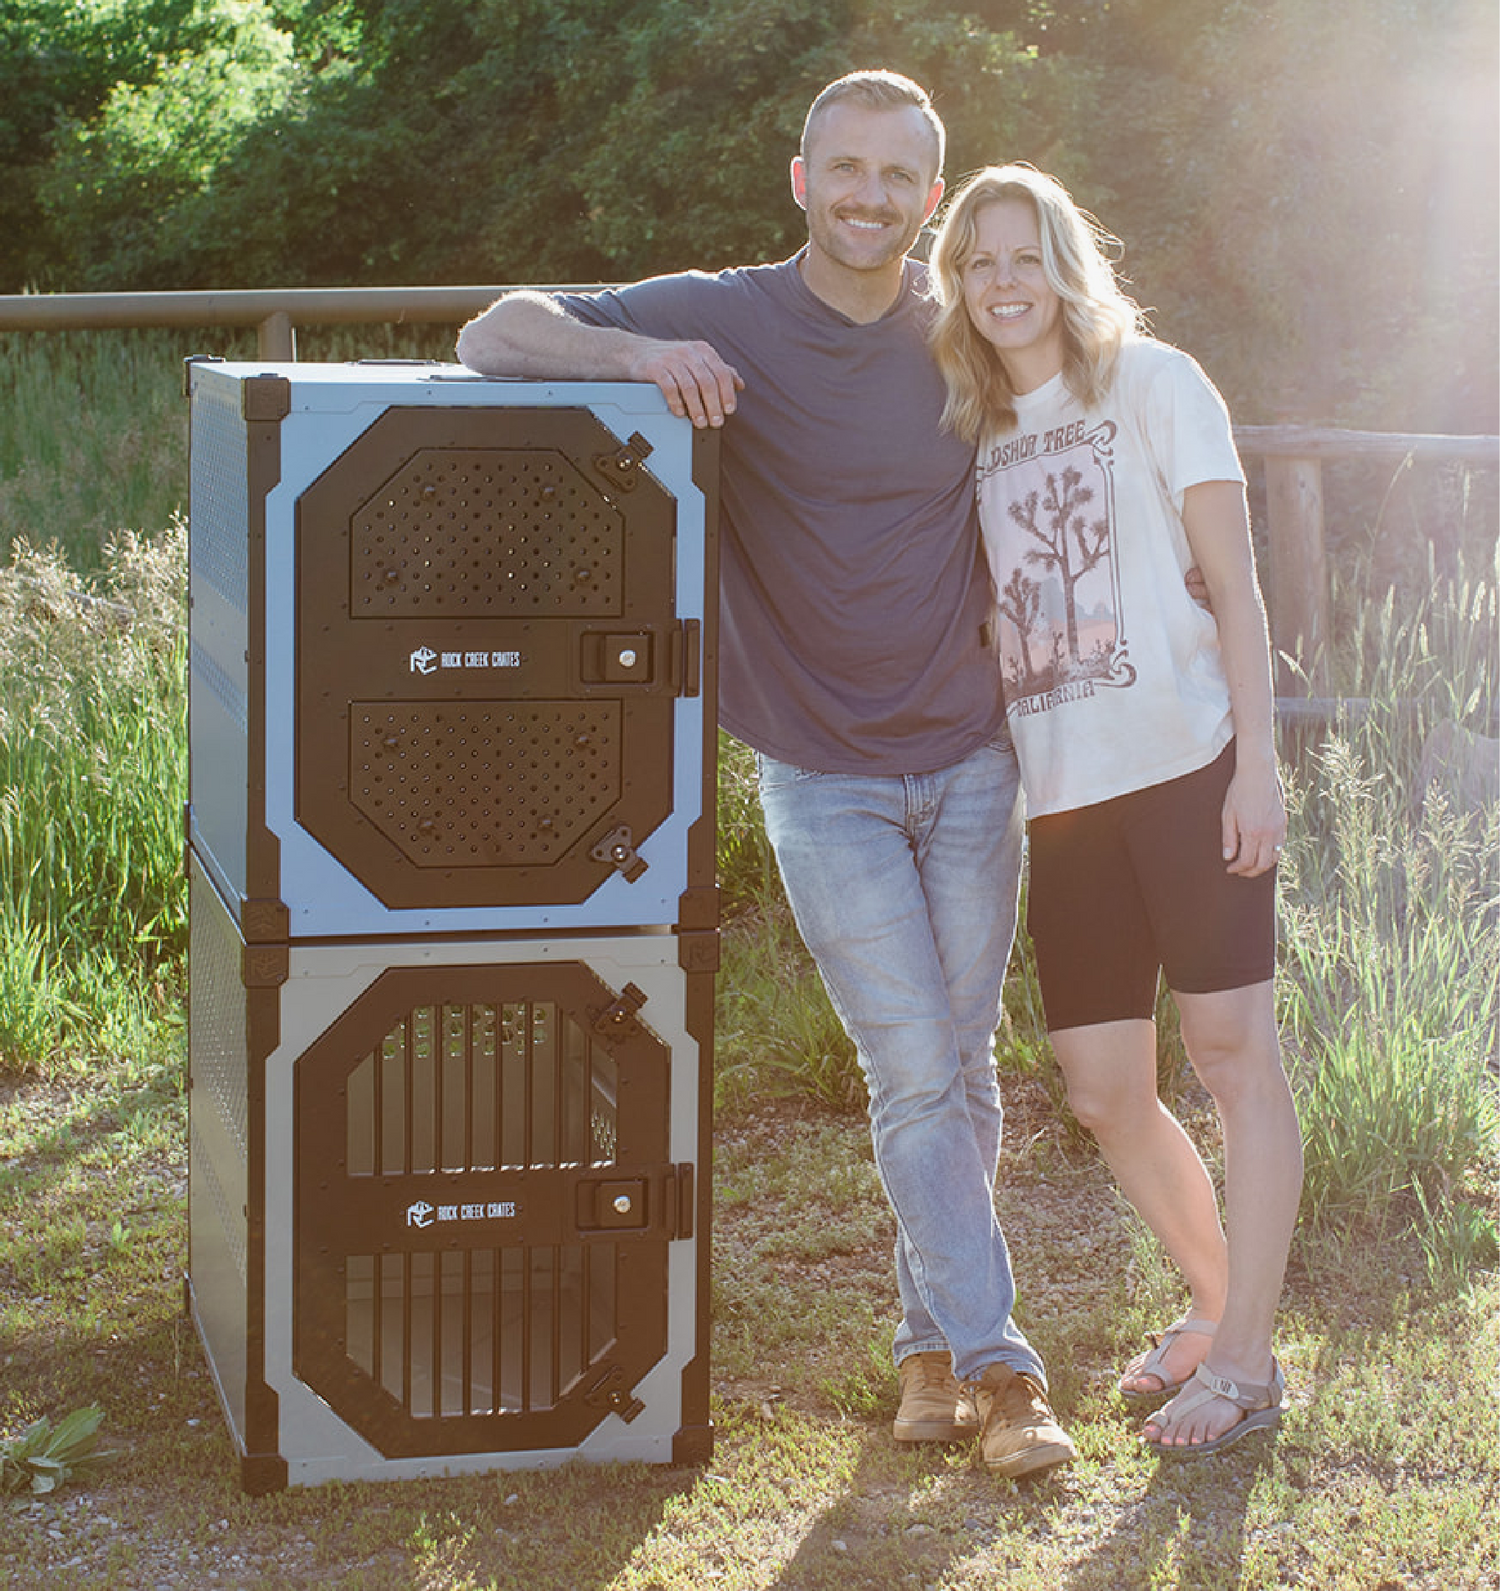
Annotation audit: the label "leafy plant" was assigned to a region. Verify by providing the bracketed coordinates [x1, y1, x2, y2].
[0, 1405, 110, 1496]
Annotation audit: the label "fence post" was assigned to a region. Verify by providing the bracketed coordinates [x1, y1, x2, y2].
[1262, 454, 1330, 692]
[257, 310, 296, 360]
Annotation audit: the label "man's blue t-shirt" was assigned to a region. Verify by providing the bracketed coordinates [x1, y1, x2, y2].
[558, 254, 1005, 775]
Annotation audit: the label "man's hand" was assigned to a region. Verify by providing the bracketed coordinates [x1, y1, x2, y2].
[455, 293, 743, 426]
[626, 338, 744, 428]
[1185, 564, 1210, 609]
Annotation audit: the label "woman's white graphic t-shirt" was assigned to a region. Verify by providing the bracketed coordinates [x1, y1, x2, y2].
[976, 338, 1244, 817]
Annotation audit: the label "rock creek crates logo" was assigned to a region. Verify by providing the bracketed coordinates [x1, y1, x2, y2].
[409, 646, 525, 676]
[405, 1198, 521, 1230]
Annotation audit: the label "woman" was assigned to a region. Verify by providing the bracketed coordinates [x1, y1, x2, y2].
[928, 165, 1303, 1456]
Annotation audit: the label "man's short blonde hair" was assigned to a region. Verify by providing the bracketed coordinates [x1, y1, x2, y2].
[801, 70, 945, 178]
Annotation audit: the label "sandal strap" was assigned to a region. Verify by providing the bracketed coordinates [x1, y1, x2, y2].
[1186, 1356, 1285, 1412]
[1130, 1316, 1219, 1377]
[1160, 1316, 1220, 1344]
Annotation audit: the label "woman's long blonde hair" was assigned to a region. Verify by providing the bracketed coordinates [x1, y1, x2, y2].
[928, 165, 1145, 442]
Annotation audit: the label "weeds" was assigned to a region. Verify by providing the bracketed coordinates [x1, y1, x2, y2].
[0, 329, 206, 573]
[0, 324, 451, 572]
[716, 731, 783, 919]
[1272, 547, 1498, 1270]
[0, 1406, 111, 1496]
[1279, 736, 1498, 1246]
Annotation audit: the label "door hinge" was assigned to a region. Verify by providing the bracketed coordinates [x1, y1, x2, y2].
[591, 827, 648, 883]
[582, 1364, 646, 1423]
[667, 1161, 695, 1241]
[669, 618, 701, 697]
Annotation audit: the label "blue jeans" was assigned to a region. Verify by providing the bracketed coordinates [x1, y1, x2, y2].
[757, 736, 1043, 1386]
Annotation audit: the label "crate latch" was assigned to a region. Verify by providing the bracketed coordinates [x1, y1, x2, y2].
[590, 980, 647, 1038]
[577, 1164, 694, 1240]
[577, 1176, 648, 1231]
[592, 431, 653, 492]
[580, 631, 654, 685]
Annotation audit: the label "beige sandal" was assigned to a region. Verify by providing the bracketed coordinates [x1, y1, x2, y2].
[1144, 1358, 1286, 1458]
[1117, 1316, 1218, 1404]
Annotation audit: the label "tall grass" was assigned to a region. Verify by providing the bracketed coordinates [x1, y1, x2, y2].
[0, 331, 206, 572]
[1279, 747, 1498, 1233]
[0, 528, 187, 1077]
[0, 324, 455, 571]
[1276, 556, 1498, 1270]
[713, 732, 864, 1107]
[715, 731, 784, 916]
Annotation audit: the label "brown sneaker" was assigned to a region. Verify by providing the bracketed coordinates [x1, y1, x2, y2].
[892, 1351, 979, 1442]
[969, 1363, 1077, 1478]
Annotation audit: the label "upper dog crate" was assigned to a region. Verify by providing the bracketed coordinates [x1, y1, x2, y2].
[186, 362, 719, 940]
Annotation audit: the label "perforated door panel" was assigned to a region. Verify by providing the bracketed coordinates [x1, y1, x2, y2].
[296, 407, 685, 910]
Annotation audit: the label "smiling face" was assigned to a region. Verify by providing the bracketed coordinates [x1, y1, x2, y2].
[961, 198, 1066, 393]
[791, 101, 944, 316]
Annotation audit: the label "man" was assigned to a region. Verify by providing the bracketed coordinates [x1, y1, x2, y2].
[456, 69, 1075, 1479]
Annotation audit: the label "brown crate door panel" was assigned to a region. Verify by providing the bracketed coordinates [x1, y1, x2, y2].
[296, 407, 679, 911]
[293, 962, 675, 1459]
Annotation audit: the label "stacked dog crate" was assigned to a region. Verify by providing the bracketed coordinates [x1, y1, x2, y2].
[184, 361, 718, 1493]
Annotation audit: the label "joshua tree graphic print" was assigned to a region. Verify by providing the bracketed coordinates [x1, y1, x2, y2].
[988, 421, 1131, 705]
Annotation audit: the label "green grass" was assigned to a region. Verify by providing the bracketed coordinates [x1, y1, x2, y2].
[1280, 742, 1498, 1233]
[716, 903, 861, 1109]
[1272, 551, 1499, 1274]
[0, 331, 198, 574]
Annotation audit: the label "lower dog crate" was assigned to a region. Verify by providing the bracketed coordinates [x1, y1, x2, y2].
[187, 853, 713, 1492]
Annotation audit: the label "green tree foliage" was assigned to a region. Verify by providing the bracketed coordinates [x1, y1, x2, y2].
[0, 0, 199, 289]
[16, 0, 1059, 288]
[494, 0, 1067, 281]
[39, 0, 301, 286]
[1, 0, 1495, 432]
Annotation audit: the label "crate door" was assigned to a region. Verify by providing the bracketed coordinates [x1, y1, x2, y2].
[293, 961, 689, 1458]
[296, 407, 690, 911]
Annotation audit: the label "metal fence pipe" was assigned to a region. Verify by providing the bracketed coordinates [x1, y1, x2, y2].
[0, 286, 599, 334]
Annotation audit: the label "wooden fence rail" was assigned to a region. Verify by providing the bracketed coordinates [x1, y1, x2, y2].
[3, 287, 1497, 706]
[1233, 426, 1497, 693]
